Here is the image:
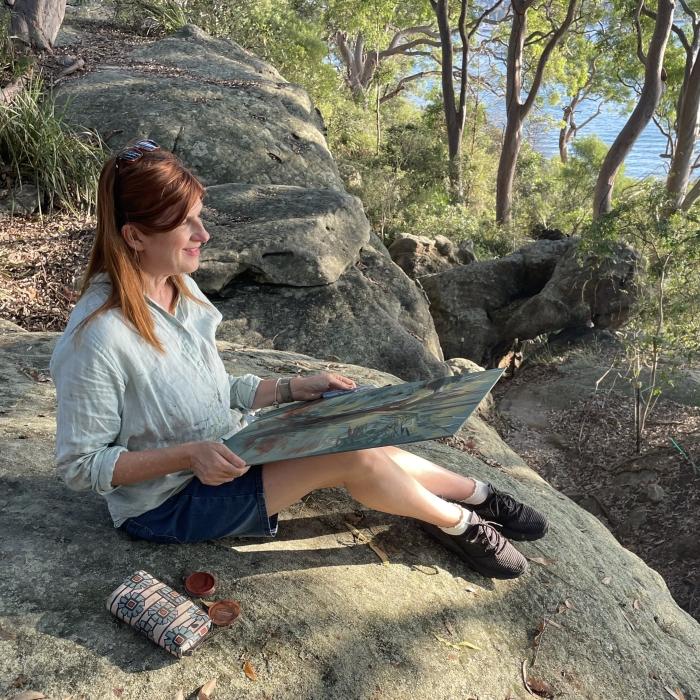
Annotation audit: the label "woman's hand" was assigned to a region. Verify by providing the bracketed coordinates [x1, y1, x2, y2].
[291, 372, 356, 401]
[185, 441, 249, 485]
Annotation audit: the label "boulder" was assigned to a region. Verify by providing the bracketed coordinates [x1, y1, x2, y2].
[421, 238, 640, 367]
[195, 184, 369, 290]
[56, 25, 343, 190]
[1, 329, 699, 699]
[212, 243, 447, 382]
[445, 358, 495, 417]
[55, 25, 443, 379]
[388, 232, 475, 279]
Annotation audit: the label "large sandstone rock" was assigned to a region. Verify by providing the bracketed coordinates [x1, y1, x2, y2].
[422, 238, 640, 366]
[388, 232, 475, 279]
[212, 243, 447, 382]
[57, 25, 342, 189]
[1, 328, 699, 699]
[56, 25, 443, 379]
[196, 184, 369, 290]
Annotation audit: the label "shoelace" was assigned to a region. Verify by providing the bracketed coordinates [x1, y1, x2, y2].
[466, 519, 505, 554]
[485, 489, 524, 521]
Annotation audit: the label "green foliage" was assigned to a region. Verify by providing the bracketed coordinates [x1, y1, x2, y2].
[585, 183, 700, 358]
[0, 77, 105, 213]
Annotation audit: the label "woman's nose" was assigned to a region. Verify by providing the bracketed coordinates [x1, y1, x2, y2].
[193, 224, 210, 244]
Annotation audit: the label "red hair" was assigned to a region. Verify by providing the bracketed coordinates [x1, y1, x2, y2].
[80, 144, 205, 351]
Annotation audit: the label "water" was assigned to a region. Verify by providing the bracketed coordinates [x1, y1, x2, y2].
[528, 102, 670, 180]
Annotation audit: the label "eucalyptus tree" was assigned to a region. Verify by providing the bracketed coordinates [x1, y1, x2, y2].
[495, 0, 581, 224]
[4, 0, 66, 50]
[430, 0, 505, 203]
[649, 0, 700, 210]
[326, 0, 439, 104]
[593, 0, 676, 219]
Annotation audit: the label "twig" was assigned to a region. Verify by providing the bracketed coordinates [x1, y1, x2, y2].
[53, 57, 86, 85]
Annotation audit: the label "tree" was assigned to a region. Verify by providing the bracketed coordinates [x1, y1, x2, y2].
[6, 0, 67, 50]
[430, 0, 504, 203]
[593, 0, 676, 219]
[496, 0, 580, 224]
[652, 0, 700, 210]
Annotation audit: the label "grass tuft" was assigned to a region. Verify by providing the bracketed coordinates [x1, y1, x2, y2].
[0, 75, 105, 214]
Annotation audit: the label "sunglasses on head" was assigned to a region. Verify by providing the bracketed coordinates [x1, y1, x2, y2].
[116, 139, 160, 166]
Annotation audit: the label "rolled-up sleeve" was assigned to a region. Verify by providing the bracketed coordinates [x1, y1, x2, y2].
[50, 336, 127, 495]
[228, 373, 262, 410]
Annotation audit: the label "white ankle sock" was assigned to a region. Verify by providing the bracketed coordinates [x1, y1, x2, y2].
[462, 479, 490, 505]
[439, 505, 474, 535]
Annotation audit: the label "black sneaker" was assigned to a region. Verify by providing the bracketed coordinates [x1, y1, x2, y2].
[471, 484, 549, 541]
[421, 513, 528, 579]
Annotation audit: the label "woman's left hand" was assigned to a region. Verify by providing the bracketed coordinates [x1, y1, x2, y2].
[291, 372, 356, 401]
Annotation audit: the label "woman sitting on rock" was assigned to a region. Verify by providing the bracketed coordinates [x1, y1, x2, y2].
[50, 140, 548, 579]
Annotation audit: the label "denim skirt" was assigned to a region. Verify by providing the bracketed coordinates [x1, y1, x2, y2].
[119, 465, 278, 544]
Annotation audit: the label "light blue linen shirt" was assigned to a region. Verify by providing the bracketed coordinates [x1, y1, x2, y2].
[49, 273, 261, 527]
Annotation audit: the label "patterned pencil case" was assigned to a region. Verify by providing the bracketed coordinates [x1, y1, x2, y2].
[106, 570, 212, 658]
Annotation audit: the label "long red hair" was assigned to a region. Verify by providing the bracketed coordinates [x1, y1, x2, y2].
[80, 144, 205, 351]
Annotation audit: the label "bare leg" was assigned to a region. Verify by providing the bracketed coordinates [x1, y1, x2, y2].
[262, 447, 463, 528]
[381, 445, 478, 501]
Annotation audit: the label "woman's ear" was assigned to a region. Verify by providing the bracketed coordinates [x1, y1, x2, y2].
[121, 224, 146, 252]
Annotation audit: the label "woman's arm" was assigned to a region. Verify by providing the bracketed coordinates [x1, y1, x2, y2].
[250, 373, 357, 409]
[112, 441, 249, 487]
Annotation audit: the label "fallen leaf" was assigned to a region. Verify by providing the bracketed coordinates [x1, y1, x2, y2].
[434, 634, 481, 651]
[664, 687, 686, 700]
[243, 660, 258, 681]
[564, 598, 574, 609]
[172, 691, 185, 700]
[544, 618, 562, 630]
[199, 600, 214, 608]
[113, 689, 124, 698]
[197, 678, 217, 699]
[526, 556, 556, 567]
[528, 675, 555, 698]
[601, 576, 612, 585]
[13, 693, 46, 700]
[632, 598, 641, 610]
[464, 586, 478, 594]
[522, 660, 555, 699]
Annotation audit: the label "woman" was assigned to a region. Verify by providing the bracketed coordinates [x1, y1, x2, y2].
[50, 140, 548, 580]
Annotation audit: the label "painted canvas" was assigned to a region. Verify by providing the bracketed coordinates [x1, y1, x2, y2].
[224, 368, 504, 465]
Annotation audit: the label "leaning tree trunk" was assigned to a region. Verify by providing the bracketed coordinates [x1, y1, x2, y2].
[593, 0, 675, 219]
[496, 0, 578, 224]
[9, 0, 67, 51]
[667, 51, 700, 209]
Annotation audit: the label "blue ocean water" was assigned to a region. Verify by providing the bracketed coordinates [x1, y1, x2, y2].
[528, 103, 670, 179]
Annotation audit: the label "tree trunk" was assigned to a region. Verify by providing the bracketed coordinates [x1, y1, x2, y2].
[666, 48, 700, 209]
[496, 0, 578, 224]
[433, 0, 465, 204]
[593, 0, 675, 219]
[496, 1, 527, 224]
[9, 0, 67, 50]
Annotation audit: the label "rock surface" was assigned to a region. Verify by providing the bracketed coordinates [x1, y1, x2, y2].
[55, 24, 444, 380]
[57, 25, 342, 190]
[213, 243, 447, 382]
[388, 233, 475, 279]
[1, 329, 699, 700]
[421, 238, 640, 367]
[195, 184, 369, 290]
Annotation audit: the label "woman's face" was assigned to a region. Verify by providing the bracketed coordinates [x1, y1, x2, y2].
[133, 199, 210, 278]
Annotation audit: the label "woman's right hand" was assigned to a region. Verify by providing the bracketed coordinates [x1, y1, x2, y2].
[185, 441, 249, 485]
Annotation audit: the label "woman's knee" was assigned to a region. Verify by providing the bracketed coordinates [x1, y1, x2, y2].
[344, 448, 387, 482]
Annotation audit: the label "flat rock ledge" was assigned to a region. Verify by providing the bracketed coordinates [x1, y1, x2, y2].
[1, 329, 698, 699]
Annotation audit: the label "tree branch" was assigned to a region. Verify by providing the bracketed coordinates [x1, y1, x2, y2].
[635, 0, 648, 65]
[642, 5, 690, 53]
[379, 70, 442, 103]
[522, 0, 579, 116]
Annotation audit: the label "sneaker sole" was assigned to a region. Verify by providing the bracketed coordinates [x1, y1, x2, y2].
[420, 522, 528, 580]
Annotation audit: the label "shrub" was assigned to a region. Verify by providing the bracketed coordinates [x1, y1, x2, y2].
[0, 77, 105, 213]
